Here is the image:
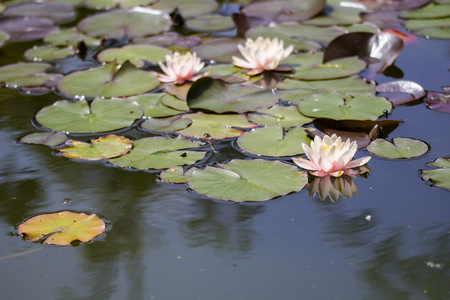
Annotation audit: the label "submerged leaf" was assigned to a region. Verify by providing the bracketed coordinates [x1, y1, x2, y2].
[187, 159, 308, 202]
[18, 211, 105, 246]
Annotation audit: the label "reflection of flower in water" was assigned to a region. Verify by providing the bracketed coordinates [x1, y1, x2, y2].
[232, 36, 294, 75]
[308, 175, 359, 202]
[293, 134, 371, 177]
[157, 52, 205, 84]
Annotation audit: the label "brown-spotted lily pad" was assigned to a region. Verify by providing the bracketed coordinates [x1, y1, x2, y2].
[58, 135, 133, 161]
[18, 211, 106, 246]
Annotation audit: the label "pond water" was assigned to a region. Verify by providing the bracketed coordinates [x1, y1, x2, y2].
[1, 1, 449, 300]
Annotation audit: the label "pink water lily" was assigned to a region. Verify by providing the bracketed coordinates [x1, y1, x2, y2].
[293, 134, 371, 177]
[232, 36, 294, 75]
[157, 52, 205, 84]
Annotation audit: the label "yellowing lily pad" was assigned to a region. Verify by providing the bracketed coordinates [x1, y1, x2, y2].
[58, 135, 133, 161]
[236, 125, 312, 157]
[108, 136, 206, 170]
[187, 159, 308, 202]
[36, 98, 143, 133]
[18, 211, 106, 246]
[298, 92, 392, 121]
[367, 137, 430, 159]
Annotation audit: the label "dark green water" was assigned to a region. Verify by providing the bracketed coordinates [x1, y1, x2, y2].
[1, 7, 450, 300]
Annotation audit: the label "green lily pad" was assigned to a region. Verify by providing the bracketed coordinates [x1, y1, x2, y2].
[302, 4, 363, 26]
[36, 98, 143, 133]
[0, 62, 61, 87]
[2, 2, 75, 24]
[44, 28, 101, 47]
[141, 115, 193, 133]
[151, 0, 219, 18]
[187, 77, 278, 113]
[78, 8, 172, 39]
[19, 132, 68, 147]
[126, 93, 184, 118]
[185, 14, 235, 32]
[160, 94, 188, 111]
[401, 3, 450, 19]
[367, 137, 430, 159]
[57, 62, 159, 99]
[97, 45, 172, 68]
[85, 0, 154, 9]
[159, 166, 196, 183]
[18, 211, 106, 246]
[187, 159, 308, 202]
[58, 135, 133, 161]
[298, 92, 392, 121]
[25, 46, 74, 61]
[289, 56, 367, 80]
[192, 37, 243, 63]
[237, 125, 312, 157]
[415, 27, 450, 39]
[248, 104, 313, 127]
[422, 157, 450, 190]
[0, 31, 10, 47]
[176, 112, 256, 139]
[264, 23, 346, 44]
[405, 17, 450, 31]
[108, 136, 206, 170]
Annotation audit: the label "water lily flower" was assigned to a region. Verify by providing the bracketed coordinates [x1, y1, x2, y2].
[232, 36, 294, 75]
[293, 134, 371, 177]
[158, 52, 205, 84]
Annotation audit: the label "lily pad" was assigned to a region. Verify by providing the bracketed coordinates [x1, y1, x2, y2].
[192, 37, 242, 63]
[78, 8, 172, 39]
[298, 92, 392, 121]
[18, 211, 106, 246]
[126, 93, 185, 118]
[141, 115, 193, 133]
[108, 136, 206, 170]
[187, 77, 278, 113]
[302, 4, 363, 26]
[375, 80, 426, 105]
[405, 17, 450, 31]
[414, 27, 450, 39]
[85, 0, 154, 9]
[97, 45, 172, 68]
[159, 166, 196, 183]
[425, 91, 450, 114]
[422, 157, 450, 190]
[2, 2, 75, 24]
[160, 94, 189, 111]
[36, 98, 143, 133]
[236, 125, 312, 157]
[185, 14, 235, 32]
[19, 132, 68, 147]
[25, 46, 74, 61]
[0, 62, 61, 87]
[176, 112, 256, 140]
[44, 28, 102, 47]
[187, 159, 308, 202]
[401, 3, 450, 19]
[57, 62, 159, 99]
[247, 104, 313, 127]
[367, 137, 429, 159]
[0, 31, 10, 47]
[289, 56, 367, 80]
[0, 17, 57, 42]
[58, 135, 133, 161]
[151, 0, 219, 18]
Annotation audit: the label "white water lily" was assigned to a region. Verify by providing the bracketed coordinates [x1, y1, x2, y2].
[293, 134, 371, 177]
[158, 52, 205, 84]
[232, 36, 294, 75]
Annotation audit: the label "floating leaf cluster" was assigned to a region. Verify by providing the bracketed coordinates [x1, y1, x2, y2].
[0, 0, 446, 214]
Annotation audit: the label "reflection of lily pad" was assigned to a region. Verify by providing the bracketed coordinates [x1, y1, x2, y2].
[108, 136, 206, 170]
[422, 157, 450, 190]
[248, 104, 313, 127]
[298, 92, 392, 120]
[367, 137, 429, 159]
[187, 159, 308, 202]
[187, 77, 278, 113]
[58, 135, 133, 161]
[36, 98, 143, 133]
[57, 63, 159, 99]
[97, 45, 171, 68]
[237, 125, 311, 157]
[79, 9, 172, 39]
[18, 211, 106, 246]
[176, 112, 256, 139]
[19, 132, 68, 147]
